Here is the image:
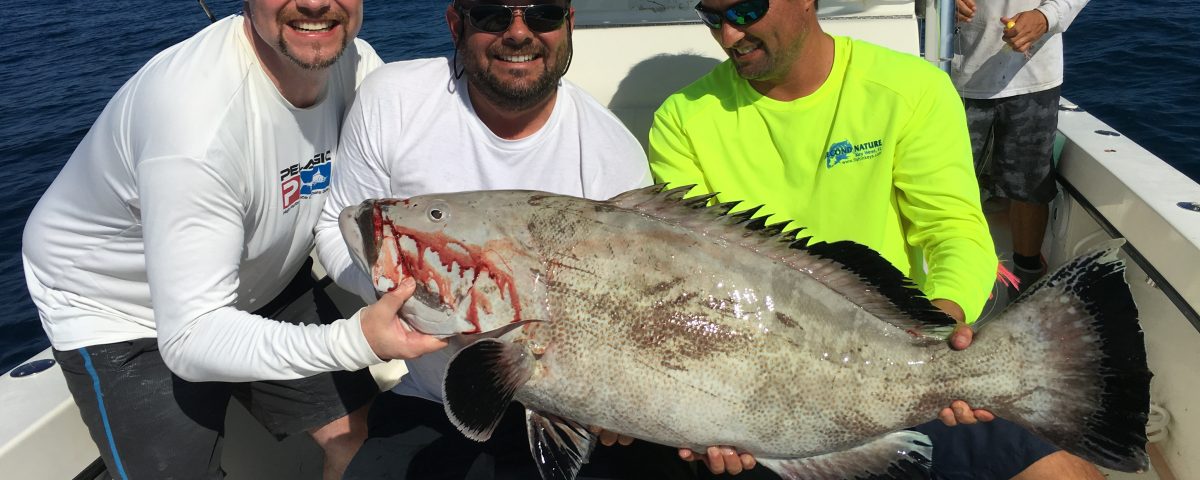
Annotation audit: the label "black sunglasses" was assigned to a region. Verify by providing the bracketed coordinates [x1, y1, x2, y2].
[694, 0, 770, 30]
[460, 4, 570, 33]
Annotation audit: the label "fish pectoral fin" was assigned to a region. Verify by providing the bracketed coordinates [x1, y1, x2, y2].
[757, 430, 932, 480]
[443, 338, 534, 441]
[526, 410, 597, 480]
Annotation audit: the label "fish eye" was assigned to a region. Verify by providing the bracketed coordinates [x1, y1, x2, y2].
[427, 201, 450, 223]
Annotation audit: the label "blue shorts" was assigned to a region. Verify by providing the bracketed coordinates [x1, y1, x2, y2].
[911, 417, 1060, 479]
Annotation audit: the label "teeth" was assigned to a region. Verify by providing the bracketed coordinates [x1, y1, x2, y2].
[293, 21, 334, 32]
[500, 54, 536, 63]
[734, 44, 757, 55]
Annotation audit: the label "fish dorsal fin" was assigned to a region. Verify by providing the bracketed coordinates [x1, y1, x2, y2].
[607, 184, 956, 340]
[443, 339, 534, 441]
[526, 410, 596, 480]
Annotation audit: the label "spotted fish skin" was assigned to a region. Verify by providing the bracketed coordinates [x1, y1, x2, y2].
[340, 185, 1150, 479]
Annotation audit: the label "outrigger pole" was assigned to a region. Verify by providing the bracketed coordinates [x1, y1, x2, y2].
[199, 0, 217, 23]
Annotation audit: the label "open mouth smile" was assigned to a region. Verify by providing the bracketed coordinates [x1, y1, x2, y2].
[288, 19, 340, 33]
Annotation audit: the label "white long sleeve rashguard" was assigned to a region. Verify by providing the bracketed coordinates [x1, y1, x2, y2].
[22, 16, 385, 382]
[314, 57, 652, 402]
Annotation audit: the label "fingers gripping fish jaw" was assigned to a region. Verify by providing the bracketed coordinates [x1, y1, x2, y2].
[341, 199, 527, 337]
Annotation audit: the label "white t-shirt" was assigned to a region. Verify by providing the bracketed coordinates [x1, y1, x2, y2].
[22, 15, 385, 382]
[952, 0, 1088, 99]
[315, 57, 652, 402]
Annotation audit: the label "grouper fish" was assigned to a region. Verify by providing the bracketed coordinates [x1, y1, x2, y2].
[338, 184, 1150, 480]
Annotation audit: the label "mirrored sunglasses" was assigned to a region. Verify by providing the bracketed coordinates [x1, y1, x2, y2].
[462, 4, 570, 33]
[694, 0, 770, 29]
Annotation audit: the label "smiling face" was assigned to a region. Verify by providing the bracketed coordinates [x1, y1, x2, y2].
[701, 0, 814, 84]
[448, 0, 574, 112]
[244, 0, 362, 70]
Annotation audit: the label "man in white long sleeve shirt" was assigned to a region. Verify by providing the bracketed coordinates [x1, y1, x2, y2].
[944, 1, 1104, 479]
[954, 0, 1089, 300]
[21, 1, 446, 478]
[313, 1, 696, 478]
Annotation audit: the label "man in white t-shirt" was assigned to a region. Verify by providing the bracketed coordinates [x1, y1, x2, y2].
[314, 1, 697, 478]
[21, 1, 446, 478]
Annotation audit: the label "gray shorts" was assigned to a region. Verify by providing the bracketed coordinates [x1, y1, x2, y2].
[965, 87, 1061, 204]
[55, 264, 378, 479]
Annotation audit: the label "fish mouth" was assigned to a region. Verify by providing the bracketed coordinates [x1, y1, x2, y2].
[339, 201, 379, 283]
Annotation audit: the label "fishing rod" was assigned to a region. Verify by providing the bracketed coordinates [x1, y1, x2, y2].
[198, 0, 217, 23]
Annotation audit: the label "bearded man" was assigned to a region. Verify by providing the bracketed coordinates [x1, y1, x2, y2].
[314, 1, 698, 478]
[22, 1, 453, 479]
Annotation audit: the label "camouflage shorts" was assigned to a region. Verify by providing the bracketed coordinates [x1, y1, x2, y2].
[964, 87, 1061, 204]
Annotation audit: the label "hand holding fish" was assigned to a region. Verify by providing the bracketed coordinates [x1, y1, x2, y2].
[955, 0, 976, 23]
[588, 426, 634, 447]
[931, 299, 999, 425]
[939, 400, 996, 426]
[1001, 10, 1050, 54]
[360, 277, 449, 360]
[680, 446, 757, 476]
[931, 299, 973, 351]
[590, 425, 757, 474]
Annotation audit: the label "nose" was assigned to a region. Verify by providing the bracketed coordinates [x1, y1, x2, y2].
[502, 9, 534, 43]
[295, 0, 331, 16]
[715, 21, 746, 48]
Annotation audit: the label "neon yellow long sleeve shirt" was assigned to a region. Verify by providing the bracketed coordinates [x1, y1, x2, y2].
[649, 36, 996, 323]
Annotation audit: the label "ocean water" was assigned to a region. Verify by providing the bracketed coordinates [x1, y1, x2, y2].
[2, 1, 1197, 374]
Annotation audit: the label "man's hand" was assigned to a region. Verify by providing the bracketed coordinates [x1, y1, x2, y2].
[1001, 10, 1050, 53]
[931, 299, 972, 350]
[679, 446, 757, 475]
[361, 278, 448, 360]
[588, 426, 635, 447]
[938, 399, 996, 426]
[955, 0, 976, 23]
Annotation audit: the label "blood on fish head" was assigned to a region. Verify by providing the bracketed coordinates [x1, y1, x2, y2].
[340, 195, 536, 337]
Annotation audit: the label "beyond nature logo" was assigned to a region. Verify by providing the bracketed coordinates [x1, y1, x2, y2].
[826, 138, 884, 169]
[281, 151, 332, 210]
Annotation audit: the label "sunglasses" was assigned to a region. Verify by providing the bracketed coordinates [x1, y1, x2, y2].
[694, 0, 770, 30]
[460, 4, 570, 33]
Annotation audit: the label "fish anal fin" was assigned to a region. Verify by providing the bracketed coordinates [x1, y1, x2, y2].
[758, 430, 932, 480]
[526, 410, 597, 480]
[443, 339, 534, 441]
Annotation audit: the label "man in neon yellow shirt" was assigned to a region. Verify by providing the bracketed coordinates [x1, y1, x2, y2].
[648, 0, 1103, 478]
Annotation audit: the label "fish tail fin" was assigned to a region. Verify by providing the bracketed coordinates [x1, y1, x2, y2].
[986, 240, 1150, 472]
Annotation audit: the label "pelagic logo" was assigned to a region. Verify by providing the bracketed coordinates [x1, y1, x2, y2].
[281, 151, 332, 210]
[826, 138, 883, 169]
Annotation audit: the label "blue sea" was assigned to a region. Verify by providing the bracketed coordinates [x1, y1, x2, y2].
[2, 1, 1198, 374]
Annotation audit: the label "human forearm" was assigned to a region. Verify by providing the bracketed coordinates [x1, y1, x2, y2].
[894, 77, 996, 322]
[140, 156, 382, 381]
[1038, 0, 1089, 34]
[158, 306, 380, 382]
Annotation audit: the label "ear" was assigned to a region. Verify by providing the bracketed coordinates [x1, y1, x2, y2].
[447, 4, 463, 46]
[568, 6, 576, 30]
